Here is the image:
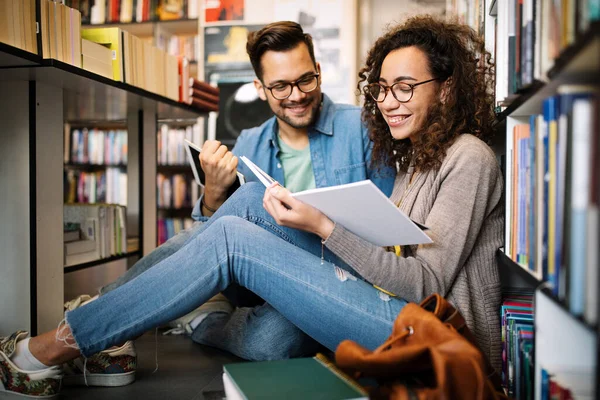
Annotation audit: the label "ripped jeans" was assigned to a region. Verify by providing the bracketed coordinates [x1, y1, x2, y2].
[66, 183, 408, 357]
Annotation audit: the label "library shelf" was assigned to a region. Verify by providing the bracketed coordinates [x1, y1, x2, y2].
[82, 18, 198, 37]
[0, 42, 40, 68]
[64, 251, 142, 274]
[157, 164, 193, 174]
[494, 21, 600, 123]
[0, 44, 206, 121]
[497, 250, 542, 288]
[157, 207, 194, 217]
[498, 250, 597, 334]
[539, 287, 597, 334]
[64, 163, 127, 171]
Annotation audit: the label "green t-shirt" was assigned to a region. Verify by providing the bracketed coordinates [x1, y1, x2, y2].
[277, 135, 316, 193]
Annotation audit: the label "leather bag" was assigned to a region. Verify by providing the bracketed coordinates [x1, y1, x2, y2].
[335, 294, 509, 400]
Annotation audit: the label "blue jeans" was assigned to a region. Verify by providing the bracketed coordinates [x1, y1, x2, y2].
[67, 183, 408, 357]
[99, 195, 319, 360]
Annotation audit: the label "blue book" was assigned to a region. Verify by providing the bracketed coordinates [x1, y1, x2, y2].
[542, 97, 558, 283]
[528, 116, 537, 272]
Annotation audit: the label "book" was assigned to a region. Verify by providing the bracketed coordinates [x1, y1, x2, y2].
[183, 140, 245, 198]
[240, 156, 432, 247]
[81, 27, 124, 81]
[189, 78, 220, 96]
[223, 354, 368, 400]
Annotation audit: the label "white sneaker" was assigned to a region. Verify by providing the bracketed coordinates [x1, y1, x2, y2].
[164, 293, 234, 336]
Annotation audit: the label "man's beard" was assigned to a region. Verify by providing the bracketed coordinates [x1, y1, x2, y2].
[275, 96, 320, 129]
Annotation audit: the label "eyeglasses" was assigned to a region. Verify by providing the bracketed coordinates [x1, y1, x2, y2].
[264, 73, 320, 100]
[364, 78, 439, 103]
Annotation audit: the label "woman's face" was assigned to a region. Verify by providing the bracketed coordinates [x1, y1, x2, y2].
[376, 46, 440, 142]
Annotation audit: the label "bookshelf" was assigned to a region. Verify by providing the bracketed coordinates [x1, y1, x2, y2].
[0, 37, 206, 337]
[448, 0, 599, 397]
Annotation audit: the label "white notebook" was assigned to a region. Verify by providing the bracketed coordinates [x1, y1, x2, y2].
[240, 156, 432, 247]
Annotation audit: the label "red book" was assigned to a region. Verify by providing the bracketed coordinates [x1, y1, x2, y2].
[189, 88, 219, 104]
[189, 97, 219, 112]
[189, 78, 219, 96]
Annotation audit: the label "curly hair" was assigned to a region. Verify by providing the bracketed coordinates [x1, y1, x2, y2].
[358, 15, 495, 172]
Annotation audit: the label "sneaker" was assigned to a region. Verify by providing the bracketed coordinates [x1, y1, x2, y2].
[0, 331, 63, 399]
[61, 294, 136, 387]
[61, 341, 136, 387]
[164, 293, 234, 336]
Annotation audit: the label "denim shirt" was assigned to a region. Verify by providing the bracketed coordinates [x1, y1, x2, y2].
[192, 94, 395, 220]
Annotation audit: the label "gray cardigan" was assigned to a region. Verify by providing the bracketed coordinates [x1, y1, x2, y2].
[324, 134, 504, 370]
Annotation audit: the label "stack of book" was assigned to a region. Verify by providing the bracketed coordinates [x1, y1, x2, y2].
[66, 0, 199, 25]
[63, 204, 128, 266]
[81, 27, 179, 101]
[157, 218, 194, 246]
[157, 173, 198, 209]
[39, 0, 82, 66]
[188, 78, 219, 112]
[64, 167, 127, 206]
[68, 128, 128, 165]
[492, 0, 600, 106]
[0, 0, 37, 55]
[500, 292, 534, 400]
[506, 86, 599, 321]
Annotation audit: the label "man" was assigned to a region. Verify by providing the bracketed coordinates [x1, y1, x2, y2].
[56, 21, 395, 387]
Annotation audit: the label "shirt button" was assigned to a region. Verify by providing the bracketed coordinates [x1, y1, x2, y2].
[277, 163, 281, 168]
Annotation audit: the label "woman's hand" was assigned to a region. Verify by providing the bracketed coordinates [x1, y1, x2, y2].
[263, 183, 335, 240]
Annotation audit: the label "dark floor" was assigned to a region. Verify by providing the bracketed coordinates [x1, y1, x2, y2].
[60, 329, 241, 400]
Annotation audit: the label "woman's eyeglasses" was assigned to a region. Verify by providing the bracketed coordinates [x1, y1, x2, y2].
[364, 78, 439, 103]
[264, 73, 320, 100]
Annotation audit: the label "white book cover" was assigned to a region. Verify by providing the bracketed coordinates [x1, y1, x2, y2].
[240, 156, 432, 247]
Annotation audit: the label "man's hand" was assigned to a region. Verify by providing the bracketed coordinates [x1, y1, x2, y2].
[262, 183, 335, 240]
[200, 140, 238, 214]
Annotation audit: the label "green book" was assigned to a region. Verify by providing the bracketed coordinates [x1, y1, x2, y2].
[223, 354, 368, 400]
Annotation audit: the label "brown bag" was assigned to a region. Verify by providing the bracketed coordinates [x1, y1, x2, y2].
[335, 294, 508, 400]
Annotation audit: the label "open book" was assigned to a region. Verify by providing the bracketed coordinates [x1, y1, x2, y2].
[240, 156, 432, 247]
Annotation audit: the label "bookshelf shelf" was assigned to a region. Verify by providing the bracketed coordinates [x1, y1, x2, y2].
[497, 250, 542, 287]
[82, 18, 198, 37]
[539, 288, 598, 334]
[157, 164, 192, 174]
[0, 42, 40, 68]
[158, 207, 194, 217]
[498, 251, 597, 333]
[65, 163, 127, 171]
[64, 251, 142, 274]
[0, 45, 206, 121]
[494, 22, 600, 122]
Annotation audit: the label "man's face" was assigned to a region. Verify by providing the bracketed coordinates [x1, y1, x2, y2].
[254, 43, 322, 131]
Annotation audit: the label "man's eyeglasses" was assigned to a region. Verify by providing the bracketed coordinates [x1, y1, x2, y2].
[264, 73, 320, 100]
[364, 78, 439, 103]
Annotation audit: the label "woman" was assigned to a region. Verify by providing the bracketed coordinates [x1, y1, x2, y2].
[2, 15, 502, 394]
